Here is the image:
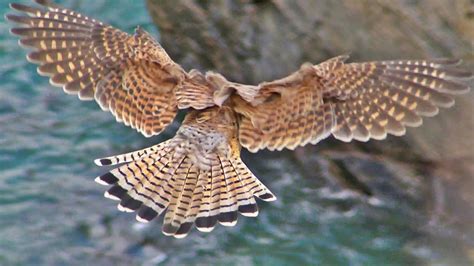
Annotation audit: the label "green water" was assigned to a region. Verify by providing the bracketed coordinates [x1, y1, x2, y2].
[0, 1, 472, 265]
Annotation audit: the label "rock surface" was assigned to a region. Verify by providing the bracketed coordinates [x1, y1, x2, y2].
[146, 0, 474, 255]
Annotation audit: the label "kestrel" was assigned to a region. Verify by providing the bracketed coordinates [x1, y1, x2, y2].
[7, 0, 472, 238]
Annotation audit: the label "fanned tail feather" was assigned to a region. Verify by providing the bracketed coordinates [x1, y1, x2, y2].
[94, 140, 275, 238]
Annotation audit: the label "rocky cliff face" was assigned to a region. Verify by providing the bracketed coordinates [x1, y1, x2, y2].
[146, 0, 473, 253]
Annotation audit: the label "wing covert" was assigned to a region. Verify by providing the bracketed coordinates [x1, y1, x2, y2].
[233, 56, 472, 152]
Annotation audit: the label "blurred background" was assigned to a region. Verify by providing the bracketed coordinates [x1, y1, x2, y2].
[0, 0, 473, 265]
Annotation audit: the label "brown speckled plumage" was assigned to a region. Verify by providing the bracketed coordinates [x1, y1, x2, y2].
[7, 0, 472, 238]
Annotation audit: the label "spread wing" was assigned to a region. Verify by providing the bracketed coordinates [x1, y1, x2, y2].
[94, 107, 275, 238]
[7, 0, 190, 137]
[8, 1, 472, 240]
[233, 56, 472, 152]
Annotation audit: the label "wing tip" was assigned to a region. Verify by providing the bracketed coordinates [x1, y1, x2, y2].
[34, 0, 52, 6]
[50, 78, 68, 88]
[9, 27, 26, 36]
[4, 13, 19, 24]
[448, 85, 471, 95]
[404, 118, 423, 128]
[36, 67, 53, 78]
[332, 134, 353, 142]
[26, 53, 41, 64]
[433, 58, 462, 66]
[9, 3, 28, 12]
[388, 127, 406, 137]
[8, 3, 16, 9]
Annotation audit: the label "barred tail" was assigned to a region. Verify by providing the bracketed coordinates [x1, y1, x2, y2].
[94, 142, 275, 238]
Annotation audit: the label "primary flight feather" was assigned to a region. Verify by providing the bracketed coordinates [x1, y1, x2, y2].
[7, 0, 472, 238]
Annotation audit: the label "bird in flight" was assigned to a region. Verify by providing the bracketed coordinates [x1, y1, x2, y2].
[7, 0, 472, 238]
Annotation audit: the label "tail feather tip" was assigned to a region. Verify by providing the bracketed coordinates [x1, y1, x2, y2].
[219, 220, 238, 227]
[195, 216, 217, 232]
[259, 192, 277, 202]
[94, 176, 109, 186]
[173, 233, 188, 239]
[94, 158, 112, 166]
[174, 222, 193, 238]
[162, 224, 179, 236]
[95, 172, 118, 185]
[238, 204, 259, 217]
[117, 204, 135, 213]
[195, 226, 215, 233]
[104, 191, 120, 201]
[217, 211, 238, 227]
[137, 206, 159, 222]
[135, 215, 150, 224]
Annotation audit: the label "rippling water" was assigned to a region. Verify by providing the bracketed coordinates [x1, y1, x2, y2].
[1, 1, 472, 265]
